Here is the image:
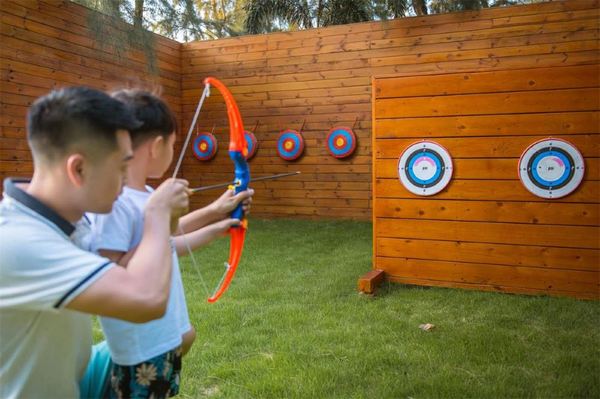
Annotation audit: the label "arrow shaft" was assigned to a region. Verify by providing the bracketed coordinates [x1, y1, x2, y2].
[191, 171, 300, 193]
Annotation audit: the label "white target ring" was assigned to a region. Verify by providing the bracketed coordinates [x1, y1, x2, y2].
[519, 138, 585, 199]
[398, 140, 453, 196]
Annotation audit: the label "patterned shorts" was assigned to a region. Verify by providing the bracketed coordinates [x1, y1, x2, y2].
[109, 347, 182, 399]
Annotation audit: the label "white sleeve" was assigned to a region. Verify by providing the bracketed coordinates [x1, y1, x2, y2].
[91, 199, 135, 253]
[0, 226, 114, 311]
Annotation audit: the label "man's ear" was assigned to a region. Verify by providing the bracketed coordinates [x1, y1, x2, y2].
[65, 153, 86, 187]
[149, 135, 165, 159]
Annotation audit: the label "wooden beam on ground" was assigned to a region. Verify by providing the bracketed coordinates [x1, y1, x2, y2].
[358, 269, 385, 295]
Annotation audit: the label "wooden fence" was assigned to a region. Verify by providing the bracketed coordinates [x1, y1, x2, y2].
[0, 0, 182, 185]
[181, 0, 598, 220]
[372, 64, 599, 299]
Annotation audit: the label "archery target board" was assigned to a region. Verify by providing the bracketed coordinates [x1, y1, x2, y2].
[519, 138, 585, 199]
[327, 127, 357, 159]
[277, 129, 304, 161]
[244, 130, 258, 160]
[193, 132, 218, 161]
[398, 140, 453, 196]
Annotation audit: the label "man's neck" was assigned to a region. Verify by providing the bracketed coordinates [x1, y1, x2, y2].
[27, 173, 83, 223]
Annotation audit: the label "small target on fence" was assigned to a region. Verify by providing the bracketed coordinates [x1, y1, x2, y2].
[277, 129, 305, 161]
[327, 126, 357, 159]
[397, 140, 453, 196]
[193, 132, 218, 161]
[518, 138, 584, 199]
[244, 130, 258, 160]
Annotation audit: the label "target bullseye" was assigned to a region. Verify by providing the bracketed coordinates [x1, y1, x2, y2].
[277, 130, 304, 161]
[398, 140, 453, 196]
[519, 138, 584, 199]
[193, 132, 218, 161]
[327, 127, 357, 158]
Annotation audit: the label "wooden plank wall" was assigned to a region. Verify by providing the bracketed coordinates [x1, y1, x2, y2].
[181, 0, 599, 220]
[373, 66, 599, 298]
[0, 0, 182, 186]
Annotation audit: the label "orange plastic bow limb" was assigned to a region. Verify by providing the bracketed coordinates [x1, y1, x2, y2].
[203, 77, 250, 303]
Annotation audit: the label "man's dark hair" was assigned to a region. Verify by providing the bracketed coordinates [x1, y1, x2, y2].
[111, 89, 177, 149]
[27, 86, 141, 163]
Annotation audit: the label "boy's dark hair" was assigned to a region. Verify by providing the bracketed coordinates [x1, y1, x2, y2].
[111, 89, 177, 149]
[27, 86, 141, 163]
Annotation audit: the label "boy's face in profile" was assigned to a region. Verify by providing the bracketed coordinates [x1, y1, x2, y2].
[83, 129, 133, 213]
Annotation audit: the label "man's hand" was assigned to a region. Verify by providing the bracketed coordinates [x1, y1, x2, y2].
[146, 178, 190, 233]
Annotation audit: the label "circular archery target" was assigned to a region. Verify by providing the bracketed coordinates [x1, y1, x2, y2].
[277, 129, 304, 161]
[519, 138, 584, 199]
[244, 130, 258, 160]
[398, 140, 453, 196]
[327, 127, 357, 159]
[193, 132, 218, 161]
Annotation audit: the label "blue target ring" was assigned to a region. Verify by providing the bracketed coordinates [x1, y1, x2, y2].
[244, 130, 258, 160]
[407, 150, 443, 186]
[277, 130, 304, 161]
[327, 127, 356, 159]
[530, 150, 572, 189]
[193, 132, 218, 161]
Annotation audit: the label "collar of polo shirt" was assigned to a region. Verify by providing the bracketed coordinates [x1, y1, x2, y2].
[3, 178, 75, 236]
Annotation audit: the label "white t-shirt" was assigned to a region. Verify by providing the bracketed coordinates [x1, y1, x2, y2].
[0, 179, 114, 399]
[90, 186, 191, 366]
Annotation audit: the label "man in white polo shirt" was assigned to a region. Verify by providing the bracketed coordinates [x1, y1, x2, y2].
[0, 87, 190, 398]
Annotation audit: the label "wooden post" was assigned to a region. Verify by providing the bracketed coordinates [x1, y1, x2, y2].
[358, 269, 385, 295]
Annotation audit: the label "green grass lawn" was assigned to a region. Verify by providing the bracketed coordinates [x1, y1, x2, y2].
[95, 219, 600, 398]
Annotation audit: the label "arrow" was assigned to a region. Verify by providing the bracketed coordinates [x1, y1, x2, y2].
[191, 171, 301, 193]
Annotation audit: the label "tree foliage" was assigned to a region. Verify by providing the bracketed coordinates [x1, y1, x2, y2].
[74, 0, 539, 41]
[242, 0, 539, 34]
[74, 0, 246, 41]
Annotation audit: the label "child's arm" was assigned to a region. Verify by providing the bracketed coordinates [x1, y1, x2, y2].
[175, 188, 254, 234]
[173, 218, 240, 255]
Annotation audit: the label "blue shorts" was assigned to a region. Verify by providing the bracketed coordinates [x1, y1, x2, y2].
[108, 346, 182, 399]
[80, 341, 112, 399]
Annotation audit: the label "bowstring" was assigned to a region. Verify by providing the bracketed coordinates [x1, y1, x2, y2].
[172, 84, 211, 298]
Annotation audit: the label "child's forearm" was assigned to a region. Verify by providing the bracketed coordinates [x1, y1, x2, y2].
[173, 222, 225, 255]
[176, 203, 224, 235]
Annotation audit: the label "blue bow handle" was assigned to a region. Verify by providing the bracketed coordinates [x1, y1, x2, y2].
[230, 150, 250, 222]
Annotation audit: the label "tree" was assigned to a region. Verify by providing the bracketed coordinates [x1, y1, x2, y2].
[73, 0, 245, 42]
[73, 0, 246, 72]
[244, 0, 406, 34]
[429, 0, 541, 13]
[243, 0, 539, 32]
